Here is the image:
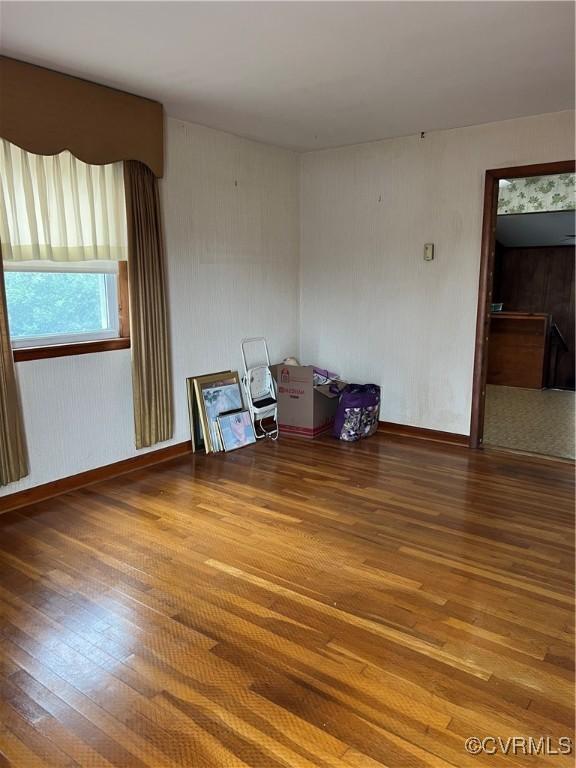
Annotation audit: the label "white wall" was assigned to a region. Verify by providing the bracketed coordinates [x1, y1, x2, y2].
[163, 119, 300, 449]
[1, 117, 300, 495]
[2, 109, 573, 496]
[300, 110, 574, 435]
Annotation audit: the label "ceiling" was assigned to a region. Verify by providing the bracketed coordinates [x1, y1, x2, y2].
[1, 1, 574, 151]
[497, 210, 576, 248]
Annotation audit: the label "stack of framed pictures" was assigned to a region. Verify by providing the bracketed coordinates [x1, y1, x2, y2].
[186, 370, 256, 453]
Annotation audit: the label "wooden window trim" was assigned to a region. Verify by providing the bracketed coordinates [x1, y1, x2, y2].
[117, 261, 130, 339]
[12, 261, 130, 362]
[13, 337, 130, 362]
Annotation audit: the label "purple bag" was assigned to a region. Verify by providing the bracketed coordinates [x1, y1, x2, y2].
[333, 384, 381, 441]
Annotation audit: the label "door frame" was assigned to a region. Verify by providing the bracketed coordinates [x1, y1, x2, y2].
[469, 159, 575, 449]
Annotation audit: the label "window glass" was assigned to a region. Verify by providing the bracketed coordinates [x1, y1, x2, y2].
[4, 264, 119, 347]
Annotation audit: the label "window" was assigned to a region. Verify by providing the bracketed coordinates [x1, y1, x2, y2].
[1, 140, 129, 360]
[4, 261, 129, 360]
[4, 261, 129, 349]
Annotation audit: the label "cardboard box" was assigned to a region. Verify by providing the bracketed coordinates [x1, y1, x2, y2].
[271, 364, 346, 438]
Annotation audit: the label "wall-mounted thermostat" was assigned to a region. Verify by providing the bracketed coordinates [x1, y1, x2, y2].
[424, 243, 435, 261]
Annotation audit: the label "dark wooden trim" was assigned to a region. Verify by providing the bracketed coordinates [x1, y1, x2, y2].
[378, 421, 468, 446]
[470, 169, 499, 448]
[0, 441, 192, 514]
[484, 161, 576, 178]
[13, 336, 130, 362]
[118, 260, 130, 339]
[469, 159, 576, 449]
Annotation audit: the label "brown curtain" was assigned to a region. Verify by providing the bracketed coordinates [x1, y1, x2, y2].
[0, 255, 28, 485]
[124, 160, 173, 449]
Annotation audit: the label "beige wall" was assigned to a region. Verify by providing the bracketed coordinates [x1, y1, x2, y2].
[163, 119, 300, 448]
[1, 117, 300, 495]
[2, 109, 573, 496]
[299, 110, 574, 434]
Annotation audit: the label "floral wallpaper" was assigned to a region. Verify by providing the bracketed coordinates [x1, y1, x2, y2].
[497, 173, 575, 215]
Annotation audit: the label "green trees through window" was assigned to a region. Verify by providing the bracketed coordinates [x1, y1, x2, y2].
[5, 271, 113, 339]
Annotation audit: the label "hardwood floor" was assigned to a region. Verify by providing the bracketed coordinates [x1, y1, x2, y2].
[0, 435, 573, 767]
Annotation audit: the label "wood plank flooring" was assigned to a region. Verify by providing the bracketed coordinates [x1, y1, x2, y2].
[0, 435, 573, 767]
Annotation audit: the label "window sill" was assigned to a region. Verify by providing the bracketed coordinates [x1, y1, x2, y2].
[13, 337, 130, 362]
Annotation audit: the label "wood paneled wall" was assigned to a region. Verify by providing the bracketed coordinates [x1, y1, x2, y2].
[493, 244, 575, 389]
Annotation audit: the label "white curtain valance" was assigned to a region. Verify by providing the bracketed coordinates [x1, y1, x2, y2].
[0, 139, 127, 262]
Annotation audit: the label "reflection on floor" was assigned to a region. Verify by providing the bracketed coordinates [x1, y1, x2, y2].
[0, 436, 574, 766]
[484, 384, 575, 459]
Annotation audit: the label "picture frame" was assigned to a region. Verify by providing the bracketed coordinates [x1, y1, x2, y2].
[217, 410, 256, 452]
[186, 370, 231, 453]
[193, 371, 244, 453]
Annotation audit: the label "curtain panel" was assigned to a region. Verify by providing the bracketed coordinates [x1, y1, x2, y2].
[0, 252, 28, 486]
[0, 140, 127, 262]
[124, 160, 173, 448]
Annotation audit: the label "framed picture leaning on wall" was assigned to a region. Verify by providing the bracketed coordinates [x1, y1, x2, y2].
[217, 410, 256, 451]
[193, 371, 243, 453]
[187, 370, 232, 452]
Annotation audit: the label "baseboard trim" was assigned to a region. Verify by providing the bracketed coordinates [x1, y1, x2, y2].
[378, 421, 469, 447]
[0, 441, 192, 514]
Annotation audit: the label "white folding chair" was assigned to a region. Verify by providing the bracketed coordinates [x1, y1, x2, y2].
[241, 337, 279, 440]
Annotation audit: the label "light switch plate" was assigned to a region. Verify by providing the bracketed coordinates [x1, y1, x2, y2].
[424, 243, 434, 261]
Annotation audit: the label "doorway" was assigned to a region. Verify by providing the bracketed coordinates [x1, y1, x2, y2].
[470, 161, 575, 458]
